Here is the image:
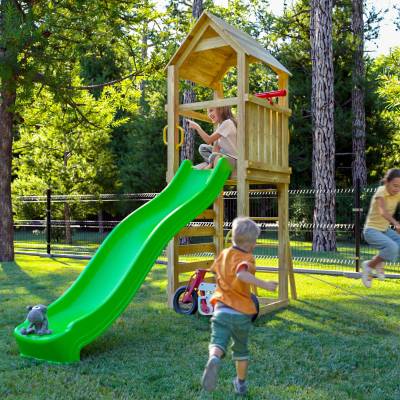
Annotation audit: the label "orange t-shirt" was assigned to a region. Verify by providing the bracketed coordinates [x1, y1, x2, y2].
[210, 246, 256, 315]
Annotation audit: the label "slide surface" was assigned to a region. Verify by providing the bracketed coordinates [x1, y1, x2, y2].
[14, 158, 232, 363]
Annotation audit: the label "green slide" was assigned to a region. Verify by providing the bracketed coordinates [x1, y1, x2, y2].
[14, 158, 232, 363]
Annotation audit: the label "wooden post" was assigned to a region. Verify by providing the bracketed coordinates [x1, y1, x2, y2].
[166, 64, 180, 307]
[277, 182, 289, 301]
[288, 246, 297, 300]
[213, 193, 224, 255]
[167, 238, 179, 307]
[277, 73, 289, 107]
[236, 52, 249, 216]
[167, 65, 180, 183]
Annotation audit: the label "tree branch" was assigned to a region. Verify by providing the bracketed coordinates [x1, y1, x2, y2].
[66, 71, 142, 90]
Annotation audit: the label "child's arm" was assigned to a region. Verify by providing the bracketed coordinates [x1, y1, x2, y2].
[187, 120, 221, 145]
[236, 264, 278, 292]
[376, 197, 400, 232]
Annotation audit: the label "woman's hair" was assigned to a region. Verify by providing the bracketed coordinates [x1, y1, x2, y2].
[382, 168, 400, 183]
[232, 217, 260, 248]
[217, 106, 237, 127]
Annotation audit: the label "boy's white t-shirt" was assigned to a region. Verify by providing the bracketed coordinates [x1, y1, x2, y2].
[216, 119, 237, 158]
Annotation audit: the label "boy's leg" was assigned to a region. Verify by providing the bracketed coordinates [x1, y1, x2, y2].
[202, 314, 230, 392]
[231, 314, 252, 395]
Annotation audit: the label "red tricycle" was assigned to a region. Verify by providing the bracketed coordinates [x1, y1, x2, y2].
[173, 269, 259, 321]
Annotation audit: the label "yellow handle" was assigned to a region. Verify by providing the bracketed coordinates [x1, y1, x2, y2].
[177, 126, 184, 149]
[163, 125, 185, 149]
[225, 229, 232, 247]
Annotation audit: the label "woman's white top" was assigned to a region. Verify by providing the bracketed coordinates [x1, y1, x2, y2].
[216, 119, 238, 158]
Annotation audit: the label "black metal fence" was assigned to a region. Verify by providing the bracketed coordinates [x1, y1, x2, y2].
[13, 185, 400, 274]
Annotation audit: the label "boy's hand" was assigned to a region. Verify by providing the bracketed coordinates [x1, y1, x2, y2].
[261, 281, 278, 292]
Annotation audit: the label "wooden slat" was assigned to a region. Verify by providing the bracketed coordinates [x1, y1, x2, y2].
[258, 299, 289, 315]
[179, 109, 211, 123]
[271, 110, 277, 165]
[250, 216, 278, 221]
[245, 160, 291, 174]
[178, 276, 215, 287]
[246, 169, 291, 184]
[179, 97, 238, 112]
[194, 37, 228, 52]
[178, 226, 215, 237]
[177, 260, 214, 273]
[277, 112, 282, 167]
[195, 209, 215, 220]
[258, 104, 265, 164]
[178, 243, 216, 256]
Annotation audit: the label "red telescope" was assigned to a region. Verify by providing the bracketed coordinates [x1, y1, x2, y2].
[254, 89, 287, 100]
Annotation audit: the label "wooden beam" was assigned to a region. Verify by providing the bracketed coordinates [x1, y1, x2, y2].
[246, 169, 291, 184]
[214, 193, 224, 255]
[245, 94, 292, 116]
[178, 226, 215, 237]
[196, 209, 215, 220]
[179, 109, 211, 123]
[176, 21, 211, 69]
[277, 183, 289, 302]
[178, 243, 216, 256]
[258, 299, 289, 315]
[179, 97, 238, 112]
[245, 160, 292, 175]
[237, 51, 249, 217]
[167, 237, 179, 308]
[177, 260, 214, 273]
[194, 37, 228, 52]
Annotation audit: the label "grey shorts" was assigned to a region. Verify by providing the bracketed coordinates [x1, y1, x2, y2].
[209, 312, 252, 360]
[199, 144, 236, 168]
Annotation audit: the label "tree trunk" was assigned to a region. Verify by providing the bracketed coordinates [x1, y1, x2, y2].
[180, 0, 203, 163]
[351, 0, 367, 188]
[0, 87, 16, 261]
[310, 0, 336, 251]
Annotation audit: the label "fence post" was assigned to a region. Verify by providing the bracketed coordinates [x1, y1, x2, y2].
[354, 178, 361, 272]
[46, 189, 51, 256]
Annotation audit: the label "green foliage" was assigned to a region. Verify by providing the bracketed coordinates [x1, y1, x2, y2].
[273, 0, 391, 187]
[12, 76, 139, 219]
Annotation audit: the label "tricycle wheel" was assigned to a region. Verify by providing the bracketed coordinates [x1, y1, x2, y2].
[173, 286, 198, 315]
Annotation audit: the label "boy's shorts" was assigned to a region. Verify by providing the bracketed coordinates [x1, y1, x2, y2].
[209, 312, 252, 361]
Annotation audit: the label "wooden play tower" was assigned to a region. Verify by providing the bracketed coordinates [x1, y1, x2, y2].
[165, 11, 296, 315]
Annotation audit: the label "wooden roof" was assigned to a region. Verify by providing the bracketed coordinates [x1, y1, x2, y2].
[167, 11, 291, 89]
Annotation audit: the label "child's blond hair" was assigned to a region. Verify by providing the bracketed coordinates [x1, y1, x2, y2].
[232, 217, 260, 248]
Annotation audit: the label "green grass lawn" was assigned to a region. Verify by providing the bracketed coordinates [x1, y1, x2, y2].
[1, 255, 400, 399]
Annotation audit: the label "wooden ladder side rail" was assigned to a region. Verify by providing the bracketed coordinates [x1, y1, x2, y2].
[288, 245, 297, 300]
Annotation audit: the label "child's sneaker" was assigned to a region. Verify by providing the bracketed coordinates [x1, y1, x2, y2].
[375, 262, 385, 281]
[233, 377, 248, 396]
[201, 356, 221, 392]
[361, 261, 373, 288]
